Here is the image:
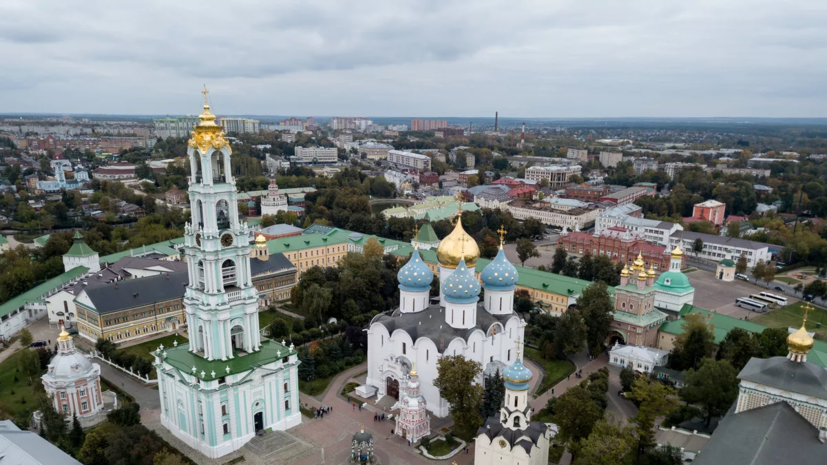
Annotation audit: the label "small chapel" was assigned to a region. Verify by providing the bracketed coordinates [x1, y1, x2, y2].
[365, 220, 525, 418]
[41, 326, 104, 419]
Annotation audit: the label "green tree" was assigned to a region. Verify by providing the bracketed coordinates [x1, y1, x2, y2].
[735, 253, 748, 274]
[552, 385, 604, 456]
[516, 238, 540, 267]
[433, 355, 484, 436]
[692, 238, 704, 256]
[620, 367, 636, 392]
[553, 307, 586, 357]
[572, 416, 637, 465]
[107, 403, 141, 427]
[725, 221, 741, 238]
[578, 253, 595, 281]
[302, 283, 332, 322]
[717, 327, 758, 370]
[18, 349, 41, 381]
[19, 328, 33, 347]
[642, 445, 684, 465]
[153, 449, 188, 465]
[672, 313, 715, 370]
[562, 256, 579, 277]
[481, 370, 505, 419]
[756, 327, 790, 358]
[752, 260, 767, 285]
[804, 279, 827, 299]
[268, 319, 289, 338]
[681, 358, 739, 426]
[551, 247, 567, 273]
[70, 413, 84, 447]
[761, 264, 776, 287]
[629, 377, 679, 455]
[78, 424, 114, 465]
[297, 346, 316, 382]
[260, 214, 277, 227]
[578, 282, 614, 354]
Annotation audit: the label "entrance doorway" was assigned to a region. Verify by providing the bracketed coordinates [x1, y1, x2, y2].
[231, 325, 245, 353]
[254, 412, 264, 432]
[607, 330, 626, 346]
[386, 377, 400, 400]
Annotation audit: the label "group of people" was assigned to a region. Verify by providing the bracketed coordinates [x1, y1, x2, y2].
[373, 413, 386, 422]
[314, 405, 331, 419]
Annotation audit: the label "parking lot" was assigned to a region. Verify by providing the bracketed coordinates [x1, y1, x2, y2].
[685, 269, 798, 320]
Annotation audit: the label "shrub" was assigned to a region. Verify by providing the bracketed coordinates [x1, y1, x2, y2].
[420, 437, 430, 447]
[445, 433, 455, 445]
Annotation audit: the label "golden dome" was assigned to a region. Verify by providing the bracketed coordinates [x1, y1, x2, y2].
[638, 269, 647, 281]
[58, 326, 70, 342]
[620, 264, 629, 277]
[436, 216, 479, 269]
[647, 264, 656, 277]
[788, 325, 814, 354]
[255, 233, 267, 245]
[633, 252, 645, 270]
[410, 362, 417, 377]
[671, 245, 684, 258]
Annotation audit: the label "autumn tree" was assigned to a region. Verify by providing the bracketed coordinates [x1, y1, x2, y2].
[19, 328, 33, 347]
[516, 238, 540, 267]
[752, 260, 767, 285]
[363, 237, 384, 259]
[671, 313, 715, 370]
[735, 253, 748, 274]
[572, 416, 637, 465]
[681, 358, 739, 426]
[433, 355, 484, 436]
[629, 377, 679, 455]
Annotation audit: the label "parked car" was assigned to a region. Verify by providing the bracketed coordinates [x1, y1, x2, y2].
[736, 274, 749, 281]
[774, 286, 785, 292]
[805, 295, 815, 302]
[30, 340, 47, 348]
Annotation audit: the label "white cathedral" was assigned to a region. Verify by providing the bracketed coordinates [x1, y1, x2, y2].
[153, 90, 300, 459]
[366, 221, 525, 418]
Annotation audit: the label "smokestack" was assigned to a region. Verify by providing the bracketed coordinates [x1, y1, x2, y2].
[520, 121, 526, 147]
[495, 112, 498, 132]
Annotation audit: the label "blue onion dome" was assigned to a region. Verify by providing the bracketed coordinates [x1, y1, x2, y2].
[503, 357, 533, 391]
[481, 247, 518, 290]
[441, 258, 481, 303]
[398, 248, 434, 291]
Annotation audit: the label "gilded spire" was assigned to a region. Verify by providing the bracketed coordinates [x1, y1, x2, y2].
[621, 264, 629, 277]
[413, 224, 419, 250]
[516, 336, 522, 358]
[787, 303, 815, 362]
[410, 362, 417, 376]
[58, 324, 70, 342]
[188, 86, 228, 153]
[497, 225, 507, 249]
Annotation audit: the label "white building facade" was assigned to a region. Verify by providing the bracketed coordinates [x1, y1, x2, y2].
[154, 96, 300, 459]
[293, 147, 338, 164]
[387, 150, 432, 170]
[524, 165, 582, 189]
[260, 178, 288, 216]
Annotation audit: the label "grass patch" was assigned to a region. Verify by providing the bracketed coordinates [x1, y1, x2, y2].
[683, 268, 698, 273]
[299, 375, 337, 397]
[775, 276, 802, 284]
[120, 334, 188, 364]
[341, 382, 358, 397]
[0, 349, 43, 417]
[524, 347, 576, 395]
[424, 438, 459, 457]
[258, 309, 301, 332]
[754, 302, 827, 341]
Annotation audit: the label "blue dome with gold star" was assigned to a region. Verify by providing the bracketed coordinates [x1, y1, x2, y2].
[481, 247, 518, 290]
[503, 357, 532, 391]
[441, 258, 481, 304]
[397, 249, 434, 292]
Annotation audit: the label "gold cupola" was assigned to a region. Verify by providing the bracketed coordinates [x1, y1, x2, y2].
[647, 264, 656, 277]
[633, 252, 645, 271]
[637, 269, 647, 281]
[436, 215, 480, 269]
[787, 304, 815, 362]
[671, 245, 684, 259]
[188, 85, 229, 153]
[620, 264, 630, 277]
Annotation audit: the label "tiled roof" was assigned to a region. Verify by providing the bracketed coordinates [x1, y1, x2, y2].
[0, 267, 88, 318]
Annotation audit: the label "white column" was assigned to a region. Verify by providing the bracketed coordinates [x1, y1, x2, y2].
[244, 314, 252, 351]
[205, 320, 213, 360]
[218, 319, 227, 361]
[227, 322, 234, 359]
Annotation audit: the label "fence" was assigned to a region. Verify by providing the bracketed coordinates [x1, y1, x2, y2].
[89, 349, 158, 384]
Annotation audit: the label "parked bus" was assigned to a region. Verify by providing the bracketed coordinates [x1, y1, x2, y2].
[735, 297, 769, 312]
[749, 294, 778, 309]
[758, 292, 788, 306]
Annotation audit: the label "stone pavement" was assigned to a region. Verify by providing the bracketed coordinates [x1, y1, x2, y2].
[0, 341, 21, 365]
[98, 360, 161, 409]
[529, 351, 608, 413]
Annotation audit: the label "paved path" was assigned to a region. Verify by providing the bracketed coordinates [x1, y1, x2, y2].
[6, 234, 36, 250]
[274, 304, 305, 321]
[97, 360, 160, 410]
[0, 341, 21, 365]
[529, 351, 608, 413]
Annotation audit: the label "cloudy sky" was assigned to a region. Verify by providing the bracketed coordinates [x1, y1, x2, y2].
[1, 0, 825, 117]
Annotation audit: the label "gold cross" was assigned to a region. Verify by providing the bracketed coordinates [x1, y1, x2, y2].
[497, 225, 507, 244]
[516, 336, 522, 358]
[201, 85, 209, 105]
[803, 303, 812, 324]
[414, 224, 419, 238]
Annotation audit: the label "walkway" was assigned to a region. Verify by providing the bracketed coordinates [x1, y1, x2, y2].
[97, 361, 160, 410]
[0, 341, 21, 365]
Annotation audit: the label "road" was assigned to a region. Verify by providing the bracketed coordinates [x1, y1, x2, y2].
[5, 234, 36, 250]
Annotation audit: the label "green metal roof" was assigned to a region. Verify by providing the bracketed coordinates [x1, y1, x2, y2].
[33, 234, 51, 247]
[718, 258, 735, 267]
[99, 238, 184, 263]
[159, 339, 295, 379]
[415, 223, 440, 243]
[658, 303, 827, 368]
[654, 271, 693, 292]
[612, 308, 668, 327]
[0, 266, 89, 318]
[266, 227, 409, 255]
[64, 234, 97, 258]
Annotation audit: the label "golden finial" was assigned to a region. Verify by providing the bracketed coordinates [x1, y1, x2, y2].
[58, 324, 70, 342]
[803, 303, 812, 324]
[516, 336, 522, 358]
[410, 362, 417, 376]
[497, 225, 507, 247]
[621, 264, 629, 277]
[202, 84, 209, 106]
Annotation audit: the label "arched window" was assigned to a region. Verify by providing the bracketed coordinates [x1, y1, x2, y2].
[222, 259, 237, 288]
[513, 417, 521, 428]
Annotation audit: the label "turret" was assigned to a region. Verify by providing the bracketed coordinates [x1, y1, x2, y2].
[788, 303, 815, 363]
[647, 264, 656, 286]
[251, 232, 269, 261]
[620, 264, 630, 286]
[669, 245, 683, 272]
[501, 338, 533, 428]
[481, 226, 518, 315]
[397, 241, 434, 314]
[63, 231, 101, 273]
[441, 258, 480, 329]
[637, 269, 647, 291]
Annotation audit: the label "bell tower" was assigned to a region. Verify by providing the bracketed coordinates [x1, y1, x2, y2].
[183, 86, 260, 361]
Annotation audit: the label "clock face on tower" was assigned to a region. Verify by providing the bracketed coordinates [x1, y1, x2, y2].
[499, 439, 507, 448]
[195, 233, 202, 246]
[221, 233, 234, 247]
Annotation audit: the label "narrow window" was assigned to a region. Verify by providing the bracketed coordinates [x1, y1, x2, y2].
[402, 342, 406, 355]
[285, 400, 290, 410]
[508, 349, 511, 361]
[514, 396, 518, 407]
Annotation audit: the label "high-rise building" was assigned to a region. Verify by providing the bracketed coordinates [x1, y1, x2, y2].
[219, 117, 260, 134]
[599, 151, 623, 168]
[154, 116, 200, 138]
[524, 165, 582, 188]
[387, 150, 431, 170]
[410, 119, 448, 131]
[330, 117, 373, 131]
[155, 91, 301, 458]
[278, 118, 306, 132]
[293, 147, 338, 164]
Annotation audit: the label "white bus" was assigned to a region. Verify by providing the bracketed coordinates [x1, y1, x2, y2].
[749, 294, 778, 309]
[759, 292, 788, 306]
[736, 297, 769, 312]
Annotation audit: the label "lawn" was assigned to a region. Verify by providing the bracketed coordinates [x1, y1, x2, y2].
[0, 349, 44, 417]
[775, 277, 802, 285]
[524, 347, 576, 396]
[424, 438, 458, 457]
[258, 309, 302, 332]
[754, 302, 827, 341]
[120, 334, 188, 363]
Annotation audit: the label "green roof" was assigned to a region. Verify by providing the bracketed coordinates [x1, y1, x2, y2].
[0, 266, 89, 318]
[612, 308, 668, 327]
[654, 271, 693, 292]
[159, 339, 294, 379]
[99, 238, 184, 263]
[415, 223, 440, 243]
[266, 227, 409, 255]
[34, 234, 51, 247]
[659, 303, 827, 368]
[718, 258, 735, 267]
[393, 246, 601, 298]
[412, 202, 479, 222]
[0, 235, 7, 245]
[64, 234, 98, 258]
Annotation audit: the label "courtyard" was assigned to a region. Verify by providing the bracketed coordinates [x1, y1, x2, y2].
[683, 268, 799, 319]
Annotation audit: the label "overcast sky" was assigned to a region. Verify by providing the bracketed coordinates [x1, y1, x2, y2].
[1, 0, 825, 117]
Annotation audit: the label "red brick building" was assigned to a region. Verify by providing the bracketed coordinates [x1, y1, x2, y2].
[691, 200, 726, 226]
[508, 186, 536, 199]
[492, 177, 524, 188]
[418, 171, 440, 186]
[600, 186, 654, 206]
[564, 184, 609, 202]
[557, 227, 684, 272]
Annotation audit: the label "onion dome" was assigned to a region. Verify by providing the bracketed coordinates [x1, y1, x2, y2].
[481, 247, 518, 290]
[788, 325, 814, 355]
[441, 258, 481, 303]
[436, 216, 480, 269]
[671, 245, 684, 258]
[647, 264, 656, 277]
[633, 252, 645, 271]
[620, 264, 630, 277]
[503, 357, 533, 391]
[398, 248, 434, 291]
[255, 233, 267, 245]
[638, 269, 647, 281]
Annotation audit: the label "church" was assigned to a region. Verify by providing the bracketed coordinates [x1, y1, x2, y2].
[260, 177, 288, 216]
[365, 220, 525, 417]
[153, 90, 301, 459]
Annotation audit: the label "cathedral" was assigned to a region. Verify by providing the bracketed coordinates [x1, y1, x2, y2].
[366, 220, 525, 417]
[153, 90, 300, 459]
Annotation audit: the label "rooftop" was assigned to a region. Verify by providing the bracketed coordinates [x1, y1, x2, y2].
[160, 339, 294, 380]
[670, 230, 773, 251]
